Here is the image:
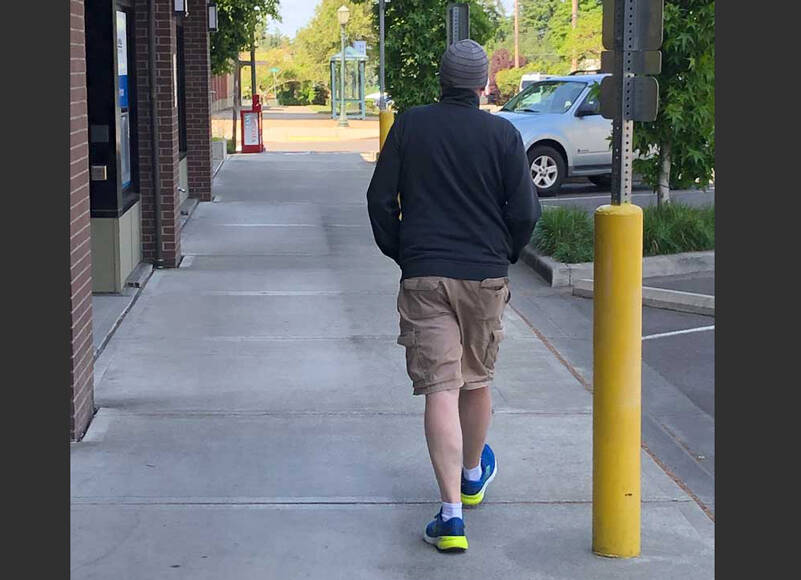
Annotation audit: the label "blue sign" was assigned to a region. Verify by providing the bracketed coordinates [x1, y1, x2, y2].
[117, 11, 129, 109]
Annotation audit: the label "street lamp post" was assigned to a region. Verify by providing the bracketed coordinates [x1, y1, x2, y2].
[337, 5, 350, 127]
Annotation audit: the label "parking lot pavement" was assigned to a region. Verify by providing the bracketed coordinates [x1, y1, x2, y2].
[508, 263, 715, 516]
[644, 272, 715, 296]
[542, 178, 715, 213]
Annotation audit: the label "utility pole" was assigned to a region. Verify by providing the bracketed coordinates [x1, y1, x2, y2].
[514, 0, 520, 67]
[378, 0, 394, 151]
[250, 26, 257, 105]
[572, 0, 579, 71]
[232, 60, 240, 151]
[379, 0, 386, 110]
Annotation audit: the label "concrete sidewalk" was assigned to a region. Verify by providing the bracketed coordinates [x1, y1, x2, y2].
[71, 152, 713, 579]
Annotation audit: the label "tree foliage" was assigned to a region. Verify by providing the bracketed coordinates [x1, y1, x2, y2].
[210, 0, 280, 76]
[377, 0, 501, 112]
[632, 0, 715, 192]
[294, 0, 377, 89]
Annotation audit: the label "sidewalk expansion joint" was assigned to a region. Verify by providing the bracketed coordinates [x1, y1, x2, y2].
[94, 409, 593, 418]
[71, 497, 692, 507]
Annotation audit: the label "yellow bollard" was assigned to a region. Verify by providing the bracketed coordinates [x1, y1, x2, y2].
[379, 109, 395, 152]
[592, 203, 643, 558]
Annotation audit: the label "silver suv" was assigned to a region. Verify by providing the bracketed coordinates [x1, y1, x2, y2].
[495, 73, 611, 196]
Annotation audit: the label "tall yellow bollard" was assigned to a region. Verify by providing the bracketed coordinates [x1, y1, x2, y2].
[592, 203, 643, 558]
[379, 109, 395, 152]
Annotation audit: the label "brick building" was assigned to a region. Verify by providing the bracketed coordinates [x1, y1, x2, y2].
[69, 0, 214, 440]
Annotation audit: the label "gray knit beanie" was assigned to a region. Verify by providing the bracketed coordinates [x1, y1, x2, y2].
[439, 39, 489, 89]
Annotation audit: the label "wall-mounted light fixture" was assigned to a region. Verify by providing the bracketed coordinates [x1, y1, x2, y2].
[208, 2, 218, 31]
[175, 0, 188, 16]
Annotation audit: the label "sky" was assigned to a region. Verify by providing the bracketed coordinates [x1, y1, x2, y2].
[271, 1, 517, 39]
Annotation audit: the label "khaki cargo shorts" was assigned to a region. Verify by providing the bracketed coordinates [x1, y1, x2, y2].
[396, 276, 510, 396]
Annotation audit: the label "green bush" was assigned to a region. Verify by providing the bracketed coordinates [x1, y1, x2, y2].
[642, 203, 715, 256]
[532, 206, 595, 263]
[531, 203, 715, 263]
[278, 81, 329, 106]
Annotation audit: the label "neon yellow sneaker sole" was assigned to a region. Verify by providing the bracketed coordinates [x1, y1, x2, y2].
[423, 534, 469, 552]
[461, 488, 486, 506]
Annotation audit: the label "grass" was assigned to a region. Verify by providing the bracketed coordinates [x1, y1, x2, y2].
[643, 203, 715, 256]
[531, 206, 595, 263]
[531, 203, 714, 263]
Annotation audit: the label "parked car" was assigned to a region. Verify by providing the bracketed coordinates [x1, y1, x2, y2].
[495, 73, 612, 196]
[366, 92, 393, 108]
[518, 72, 551, 92]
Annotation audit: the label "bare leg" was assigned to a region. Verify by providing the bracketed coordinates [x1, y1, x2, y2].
[459, 386, 492, 469]
[424, 388, 463, 503]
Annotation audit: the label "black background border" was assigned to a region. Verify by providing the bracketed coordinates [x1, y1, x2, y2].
[5, 1, 801, 577]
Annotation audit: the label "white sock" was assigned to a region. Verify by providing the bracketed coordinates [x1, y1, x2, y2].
[440, 501, 462, 522]
[463, 464, 482, 482]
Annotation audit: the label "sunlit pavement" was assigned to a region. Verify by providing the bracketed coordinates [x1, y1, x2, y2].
[71, 152, 713, 579]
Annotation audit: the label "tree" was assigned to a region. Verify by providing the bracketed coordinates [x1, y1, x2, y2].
[210, 0, 280, 150]
[378, 0, 501, 113]
[520, 0, 560, 42]
[294, 0, 377, 91]
[513, 0, 600, 73]
[210, 0, 280, 76]
[632, 0, 714, 205]
[488, 48, 519, 101]
[543, 0, 602, 69]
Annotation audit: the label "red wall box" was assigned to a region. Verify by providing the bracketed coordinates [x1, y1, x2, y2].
[240, 94, 264, 153]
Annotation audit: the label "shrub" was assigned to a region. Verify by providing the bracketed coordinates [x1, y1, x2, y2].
[531, 206, 595, 263]
[531, 203, 715, 263]
[642, 203, 715, 256]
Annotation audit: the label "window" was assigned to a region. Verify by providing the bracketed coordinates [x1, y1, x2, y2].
[502, 81, 587, 114]
[578, 83, 602, 115]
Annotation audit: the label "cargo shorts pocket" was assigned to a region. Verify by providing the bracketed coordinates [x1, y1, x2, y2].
[397, 330, 425, 384]
[483, 327, 505, 370]
[479, 277, 510, 321]
[398, 277, 449, 320]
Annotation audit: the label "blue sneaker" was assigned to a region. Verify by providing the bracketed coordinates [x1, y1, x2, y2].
[461, 443, 497, 506]
[423, 510, 469, 552]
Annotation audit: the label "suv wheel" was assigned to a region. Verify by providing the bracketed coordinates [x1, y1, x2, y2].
[528, 145, 566, 197]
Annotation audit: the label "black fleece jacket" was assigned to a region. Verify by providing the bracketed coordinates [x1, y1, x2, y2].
[366, 86, 541, 281]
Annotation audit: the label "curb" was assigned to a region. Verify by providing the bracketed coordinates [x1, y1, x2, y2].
[93, 264, 154, 361]
[520, 246, 591, 287]
[179, 197, 199, 231]
[573, 278, 715, 316]
[521, 245, 714, 288]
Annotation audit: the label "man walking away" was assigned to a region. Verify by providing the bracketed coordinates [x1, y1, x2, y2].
[366, 39, 541, 552]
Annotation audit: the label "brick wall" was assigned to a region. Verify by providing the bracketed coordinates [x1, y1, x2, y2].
[70, 0, 94, 440]
[184, 0, 212, 202]
[135, 0, 182, 267]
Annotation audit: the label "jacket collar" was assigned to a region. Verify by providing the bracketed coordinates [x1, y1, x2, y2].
[439, 85, 480, 108]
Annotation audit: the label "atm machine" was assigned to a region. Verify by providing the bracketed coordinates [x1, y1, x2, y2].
[85, 0, 142, 292]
